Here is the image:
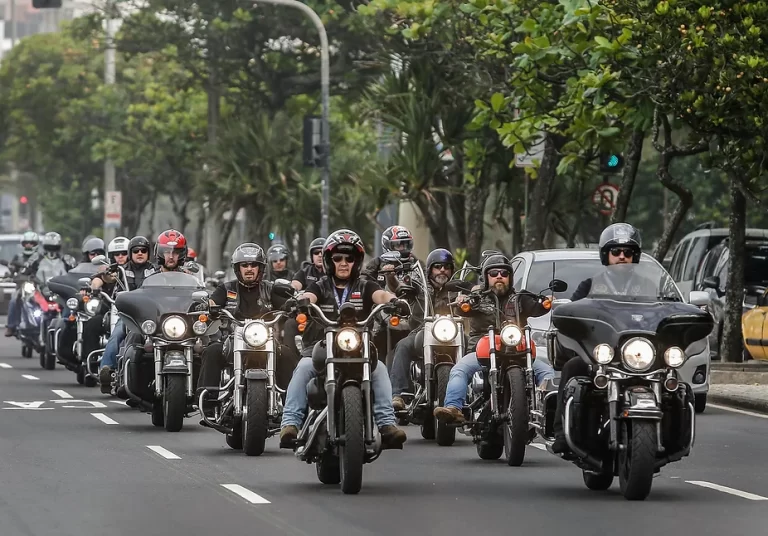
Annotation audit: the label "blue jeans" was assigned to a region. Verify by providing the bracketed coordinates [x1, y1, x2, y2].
[443, 352, 554, 410]
[100, 318, 125, 370]
[281, 352, 396, 429]
[7, 293, 20, 329]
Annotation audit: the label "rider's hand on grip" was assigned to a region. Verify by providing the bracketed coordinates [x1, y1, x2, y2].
[282, 298, 297, 312]
[297, 296, 310, 311]
[389, 298, 410, 317]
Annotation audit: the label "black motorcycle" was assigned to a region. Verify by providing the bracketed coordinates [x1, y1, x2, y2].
[544, 263, 713, 500]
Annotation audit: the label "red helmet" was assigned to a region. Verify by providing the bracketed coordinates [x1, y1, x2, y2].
[155, 229, 188, 266]
[187, 247, 197, 260]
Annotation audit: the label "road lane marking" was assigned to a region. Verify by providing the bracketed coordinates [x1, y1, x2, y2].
[110, 400, 127, 406]
[22, 374, 39, 380]
[147, 446, 181, 460]
[52, 390, 73, 399]
[2, 401, 50, 410]
[221, 484, 270, 504]
[530, 443, 547, 451]
[686, 480, 768, 501]
[708, 403, 768, 420]
[91, 413, 119, 425]
[0, 363, 12, 369]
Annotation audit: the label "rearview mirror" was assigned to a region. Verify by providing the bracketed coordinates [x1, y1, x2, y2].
[688, 291, 710, 307]
[380, 251, 401, 263]
[91, 254, 108, 266]
[274, 278, 292, 286]
[702, 276, 720, 290]
[273, 282, 295, 299]
[549, 279, 568, 293]
[214, 270, 225, 279]
[78, 277, 91, 289]
[192, 290, 209, 302]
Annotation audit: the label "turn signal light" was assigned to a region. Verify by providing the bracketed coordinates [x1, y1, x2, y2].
[198, 314, 208, 322]
[297, 323, 306, 333]
[82, 296, 90, 302]
[296, 313, 307, 324]
[460, 303, 471, 313]
[390, 316, 400, 327]
[68, 315, 76, 321]
[542, 298, 552, 310]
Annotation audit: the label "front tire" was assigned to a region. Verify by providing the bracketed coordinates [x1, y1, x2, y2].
[339, 385, 365, 495]
[242, 379, 269, 456]
[503, 367, 529, 466]
[163, 375, 186, 432]
[435, 366, 456, 446]
[619, 420, 657, 500]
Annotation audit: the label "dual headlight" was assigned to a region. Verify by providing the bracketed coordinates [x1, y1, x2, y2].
[432, 317, 458, 343]
[161, 316, 186, 340]
[85, 298, 101, 316]
[22, 282, 35, 296]
[593, 338, 686, 370]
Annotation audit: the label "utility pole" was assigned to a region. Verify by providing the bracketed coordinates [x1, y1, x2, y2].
[10, 0, 17, 47]
[103, 0, 117, 242]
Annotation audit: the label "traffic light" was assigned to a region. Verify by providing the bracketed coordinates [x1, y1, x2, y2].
[19, 195, 29, 220]
[19, 196, 28, 205]
[32, 0, 62, 8]
[268, 232, 276, 241]
[599, 153, 625, 174]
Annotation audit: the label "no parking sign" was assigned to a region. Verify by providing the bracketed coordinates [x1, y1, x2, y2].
[592, 183, 620, 216]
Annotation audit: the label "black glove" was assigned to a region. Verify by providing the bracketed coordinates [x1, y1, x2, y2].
[282, 298, 297, 312]
[389, 297, 410, 317]
[396, 284, 417, 299]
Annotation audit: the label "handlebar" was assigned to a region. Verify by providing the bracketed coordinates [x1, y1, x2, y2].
[216, 307, 285, 327]
[303, 301, 407, 328]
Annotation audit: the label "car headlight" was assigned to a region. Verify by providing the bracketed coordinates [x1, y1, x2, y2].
[85, 298, 101, 315]
[622, 338, 655, 371]
[500, 324, 522, 347]
[66, 298, 79, 310]
[336, 328, 361, 352]
[22, 282, 35, 295]
[141, 320, 157, 335]
[193, 321, 208, 335]
[593, 343, 614, 364]
[432, 317, 458, 343]
[664, 346, 685, 368]
[243, 321, 269, 347]
[161, 316, 187, 340]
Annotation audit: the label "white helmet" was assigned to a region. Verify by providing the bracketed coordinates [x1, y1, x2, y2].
[107, 236, 130, 262]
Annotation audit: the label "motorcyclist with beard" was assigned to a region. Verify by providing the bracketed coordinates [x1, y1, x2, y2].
[279, 229, 410, 449]
[196, 243, 299, 417]
[5, 231, 39, 337]
[433, 254, 555, 425]
[266, 244, 291, 282]
[551, 223, 654, 454]
[390, 248, 471, 410]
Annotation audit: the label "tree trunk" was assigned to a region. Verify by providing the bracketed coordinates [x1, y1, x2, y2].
[612, 128, 645, 223]
[412, 193, 451, 249]
[720, 177, 747, 362]
[523, 136, 559, 250]
[465, 167, 491, 265]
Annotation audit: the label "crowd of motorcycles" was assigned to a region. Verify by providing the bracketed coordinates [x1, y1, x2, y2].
[1, 230, 713, 502]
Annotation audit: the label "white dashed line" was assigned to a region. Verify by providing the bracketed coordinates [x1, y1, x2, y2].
[147, 446, 181, 460]
[91, 413, 119, 425]
[708, 403, 768, 420]
[530, 443, 547, 451]
[0, 363, 12, 369]
[686, 480, 768, 501]
[52, 390, 73, 399]
[110, 400, 128, 406]
[221, 484, 270, 504]
[22, 374, 39, 381]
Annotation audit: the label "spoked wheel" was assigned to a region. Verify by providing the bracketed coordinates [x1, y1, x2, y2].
[618, 420, 657, 500]
[339, 385, 365, 495]
[503, 367, 529, 467]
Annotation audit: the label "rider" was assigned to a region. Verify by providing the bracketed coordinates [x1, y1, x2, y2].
[106, 237, 130, 265]
[21, 232, 77, 281]
[551, 222, 643, 454]
[433, 253, 555, 425]
[290, 237, 325, 291]
[278, 230, 410, 449]
[5, 231, 39, 337]
[266, 244, 291, 282]
[197, 243, 299, 415]
[362, 225, 421, 290]
[81, 237, 106, 263]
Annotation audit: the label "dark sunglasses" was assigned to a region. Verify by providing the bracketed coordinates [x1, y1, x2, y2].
[114, 251, 128, 257]
[332, 254, 354, 263]
[432, 263, 453, 271]
[132, 247, 149, 254]
[239, 262, 260, 268]
[610, 247, 634, 258]
[311, 249, 322, 256]
[488, 269, 510, 278]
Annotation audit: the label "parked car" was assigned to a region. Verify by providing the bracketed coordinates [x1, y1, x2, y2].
[513, 249, 712, 413]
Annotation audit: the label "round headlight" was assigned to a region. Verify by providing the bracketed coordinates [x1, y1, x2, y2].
[622, 338, 655, 371]
[85, 298, 101, 315]
[22, 282, 35, 295]
[593, 344, 614, 364]
[66, 298, 79, 310]
[432, 317, 458, 343]
[500, 324, 522, 347]
[193, 320, 208, 335]
[336, 328, 361, 352]
[161, 316, 187, 340]
[243, 321, 269, 347]
[664, 346, 685, 368]
[141, 320, 157, 335]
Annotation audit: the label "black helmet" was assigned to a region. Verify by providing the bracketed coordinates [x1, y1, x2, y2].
[83, 237, 106, 256]
[381, 225, 413, 258]
[308, 237, 325, 258]
[481, 254, 513, 289]
[426, 248, 455, 273]
[231, 243, 266, 287]
[322, 229, 365, 279]
[598, 223, 641, 265]
[129, 236, 150, 253]
[267, 244, 290, 262]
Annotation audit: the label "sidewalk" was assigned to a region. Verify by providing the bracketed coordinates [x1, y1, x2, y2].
[709, 362, 768, 413]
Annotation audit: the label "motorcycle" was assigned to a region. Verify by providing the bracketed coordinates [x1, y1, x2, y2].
[113, 271, 217, 432]
[292, 299, 408, 495]
[14, 276, 49, 359]
[544, 262, 713, 500]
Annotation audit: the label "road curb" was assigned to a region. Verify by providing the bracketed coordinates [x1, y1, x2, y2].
[708, 393, 768, 415]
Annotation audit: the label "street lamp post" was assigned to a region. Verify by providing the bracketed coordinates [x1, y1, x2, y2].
[103, 0, 117, 242]
[251, 0, 331, 237]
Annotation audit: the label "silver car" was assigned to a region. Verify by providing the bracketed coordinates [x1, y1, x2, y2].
[512, 249, 711, 413]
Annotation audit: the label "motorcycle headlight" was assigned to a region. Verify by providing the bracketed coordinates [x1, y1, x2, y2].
[22, 282, 35, 295]
[431, 317, 458, 343]
[500, 324, 522, 347]
[622, 338, 655, 372]
[243, 321, 269, 348]
[141, 320, 157, 335]
[664, 346, 685, 368]
[192, 320, 208, 335]
[85, 298, 101, 316]
[336, 328, 361, 352]
[593, 343, 614, 364]
[66, 298, 79, 310]
[161, 316, 187, 340]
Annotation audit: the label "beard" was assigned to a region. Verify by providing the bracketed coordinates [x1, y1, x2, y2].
[491, 281, 509, 295]
[431, 273, 449, 286]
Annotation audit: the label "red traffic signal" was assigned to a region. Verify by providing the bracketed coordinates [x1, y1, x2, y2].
[19, 196, 28, 204]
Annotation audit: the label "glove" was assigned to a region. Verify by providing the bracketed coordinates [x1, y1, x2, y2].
[282, 298, 297, 312]
[389, 298, 410, 317]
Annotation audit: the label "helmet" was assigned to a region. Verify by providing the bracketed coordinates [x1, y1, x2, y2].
[598, 223, 641, 265]
[155, 229, 187, 266]
[231, 243, 266, 287]
[381, 226, 413, 258]
[481, 253, 513, 290]
[129, 235, 150, 254]
[267, 244, 290, 263]
[426, 248, 455, 273]
[42, 232, 62, 257]
[107, 236, 130, 261]
[83, 237, 106, 257]
[187, 247, 197, 261]
[308, 237, 325, 258]
[21, 231, 39, 255]
[322, 229, 365, 279]
[81, 235, 97, 254]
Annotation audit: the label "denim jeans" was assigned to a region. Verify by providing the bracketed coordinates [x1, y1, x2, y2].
[443, 352, 554, 410]
[390, 329, 423, 396]
[7, 293, 20, 329]
[100, 318, 125, 370]
[281, 347, 396, 429]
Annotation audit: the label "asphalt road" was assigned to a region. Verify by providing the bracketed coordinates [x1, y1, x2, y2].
[0, 335, 767, 536]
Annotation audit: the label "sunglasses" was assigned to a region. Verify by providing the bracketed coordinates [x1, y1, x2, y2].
[610, 247, 634, 258]
[239, 262, 260, 268]
[432, 263, 453, 271]
[311, 250, 322, 256]
[114, 252, 128, 257]
[132, 248, 148, 254]
[488, 269, 510, 278]
[332, 254, 354, 263]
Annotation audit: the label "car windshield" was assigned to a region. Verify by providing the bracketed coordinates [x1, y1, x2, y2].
[526, 259, 609, 299]
[0, 240, 23, 263]
[744, 247, 768, 286]
[585, 263, 682, 303]
[141, 271, 204, 289]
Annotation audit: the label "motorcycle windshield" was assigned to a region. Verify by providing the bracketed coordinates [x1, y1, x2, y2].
[553, 264, 713, 351]
[116, 287, 202, 323]
[141, 272, 204, 289]
[48, 270, 94, 300]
